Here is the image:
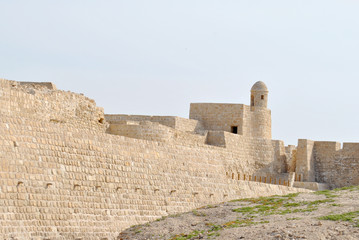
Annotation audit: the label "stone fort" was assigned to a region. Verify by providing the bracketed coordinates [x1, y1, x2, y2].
[0, 79, 358, 239]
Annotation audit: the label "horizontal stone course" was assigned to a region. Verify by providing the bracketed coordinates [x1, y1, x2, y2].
[0, 79, 311, 239]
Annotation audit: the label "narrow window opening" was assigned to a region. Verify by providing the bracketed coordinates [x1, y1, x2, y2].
[251, 95, 254, 106]
[261, 95, 264, 100]
[231, 126, 238, 134]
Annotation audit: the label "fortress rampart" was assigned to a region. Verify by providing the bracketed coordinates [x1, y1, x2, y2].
[296, 140, 359, 188]
[0, 78, 357, 239]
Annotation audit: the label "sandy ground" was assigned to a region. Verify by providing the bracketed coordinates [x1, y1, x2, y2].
[118, 186, 359, 240]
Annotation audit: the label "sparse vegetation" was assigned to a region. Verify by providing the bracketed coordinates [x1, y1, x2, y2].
[119, 187, 359, 240]
[156, 216, 167, 222]
[331, 203, 342, 207]
[169, 230, 205, 240]
[192, 210, 207, 217]
[232, 195, 333, 216]
[314, 190, 338, 198]
[319, 211, 359, 227]
[333, 186, 359, 192]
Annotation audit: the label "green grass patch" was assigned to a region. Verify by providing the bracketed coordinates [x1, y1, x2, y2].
[207, 223, 222, 232]
[207, 232, 220, 238]
[232, 195, 332, 216]
[307, 199, 335, 206]
[319, 211, 359, 227]
[283, 202, 303, 207]
[205, 205, 217, 209]
[333, 186, 359, 192]
[155, 216, 167, 221]
[331, 203, 342, 207]
[279, 207, 317, 215]
[232, 206, 256, 213]
[314, 190, 338, 198]
[223, 219, 269, 228]
[280, 193, 300, 198]
[169, 230, 205, 240]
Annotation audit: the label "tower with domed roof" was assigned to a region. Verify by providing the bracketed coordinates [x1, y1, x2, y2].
[249, 81, 271, 139]
[250, 81, 268, 109]
[189, 81, 271, 139]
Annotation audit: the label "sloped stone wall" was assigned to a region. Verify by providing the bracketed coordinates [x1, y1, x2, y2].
[0, 79, 310, 239]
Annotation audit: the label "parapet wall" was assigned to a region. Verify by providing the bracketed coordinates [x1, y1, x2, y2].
[105, 114, 203, 133]
[107, 121, 207, 146]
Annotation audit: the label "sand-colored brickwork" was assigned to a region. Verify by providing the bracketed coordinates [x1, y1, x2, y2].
[0, 79, 312, 239]
[296, 140, 359, 188]
[189, 103, 271, 139]
[1, 78, 357, 239]
[0, 79, 107, 132]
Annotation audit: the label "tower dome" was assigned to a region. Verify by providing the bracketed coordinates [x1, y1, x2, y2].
[251, 81, 268, 92]
[250, 81, 268, 108]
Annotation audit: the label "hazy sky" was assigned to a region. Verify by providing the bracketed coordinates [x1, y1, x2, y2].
[1, 1, 359, 145]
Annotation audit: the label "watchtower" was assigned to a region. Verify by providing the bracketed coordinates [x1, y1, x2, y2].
[249, 81, 271, 139]
[250, 81, 268, 109]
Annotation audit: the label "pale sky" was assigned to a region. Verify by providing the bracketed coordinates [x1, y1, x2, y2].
[1, 1, 359, 145]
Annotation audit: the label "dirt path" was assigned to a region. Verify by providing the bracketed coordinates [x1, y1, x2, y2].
[118, 186, 359, 240]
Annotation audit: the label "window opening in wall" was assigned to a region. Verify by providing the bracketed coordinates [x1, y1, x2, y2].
[261, 95, 264, 100]
[231, 126, 238, 134]
[251, 95, 254, 106]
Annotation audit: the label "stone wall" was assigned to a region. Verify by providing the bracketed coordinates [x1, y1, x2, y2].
[0, 113, 309, 240]
[0, 79, 310, 239]
[105, 114, 202, 133]
[296, 139, 315, 182]
[18, 81, 57, 90]
[296, 140, 359, 188]
[189, 103, 245, 134]
[189, 103, 271, 139]
[0, 78, 107, 132]
[315, 142, 359, 188]
[249, 106, 272, 139]
[107, 121, 207, 146]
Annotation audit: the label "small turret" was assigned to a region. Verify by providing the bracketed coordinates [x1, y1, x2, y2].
[249, 81, 271, 139]
[250, 81, 268, 109]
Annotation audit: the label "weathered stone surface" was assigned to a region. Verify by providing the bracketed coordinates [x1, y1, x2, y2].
[0, 78, 354, 239]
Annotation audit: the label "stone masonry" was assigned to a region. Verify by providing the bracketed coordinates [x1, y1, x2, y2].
[0, 79, 356, 239]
